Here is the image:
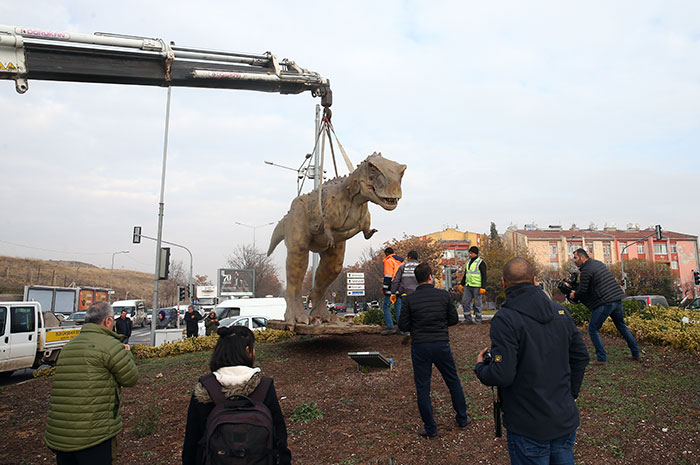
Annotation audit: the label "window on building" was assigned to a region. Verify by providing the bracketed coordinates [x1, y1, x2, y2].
[456, 249, 469, 261]
[442, 250, 455, 260]
[637, 243, 645, 254]
[603, 243, 611, 257]
[670, 243, 677, 253]
[567, 244, 579, 256]
[550, 244, 558, 258]
[671, 261, 679, 270]
[586, 244, 594, 255]
[618, 242, 627, 254]
[653, 243, 668, 254]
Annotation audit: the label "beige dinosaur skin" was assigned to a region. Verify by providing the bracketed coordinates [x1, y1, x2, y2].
[267, 153, 406, 324]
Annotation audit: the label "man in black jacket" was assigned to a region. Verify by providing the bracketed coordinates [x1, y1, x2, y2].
[114, 310, 132, 344]
[184, 306, 202, 338]
[398, 263, 471, 438]
[475, 257, 589, 465]
[570, 248, 640, 363]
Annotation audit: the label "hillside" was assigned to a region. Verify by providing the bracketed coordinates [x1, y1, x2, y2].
[0, 255, 156, 305]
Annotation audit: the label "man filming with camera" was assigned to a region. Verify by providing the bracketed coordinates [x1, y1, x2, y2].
[569, 248, 641, 364]
[475, 258, 589, 465]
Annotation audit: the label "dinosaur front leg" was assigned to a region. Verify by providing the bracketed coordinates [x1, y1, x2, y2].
[284, 247, 310, 325]
[360, 211, 377, 239]
[309, 242, 346, 323]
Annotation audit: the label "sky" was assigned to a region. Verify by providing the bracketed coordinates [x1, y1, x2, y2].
[1, 1, 699, 285]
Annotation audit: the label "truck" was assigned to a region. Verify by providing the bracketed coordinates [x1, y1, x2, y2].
[0, 301, 80, 375]
[24, 285, 109, 316]
[195, 286, 219, 313]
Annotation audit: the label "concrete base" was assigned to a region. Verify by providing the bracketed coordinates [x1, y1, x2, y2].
[154, 328, 185, 346]
[267, 320, 384, 335]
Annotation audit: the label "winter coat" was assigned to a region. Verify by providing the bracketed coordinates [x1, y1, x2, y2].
[398, 283, 459, 344]
[204, 316, 219, 336]
[391, 259, 419, 295]
[184, 310, 202, 331]
[182, 365, 291, 465]
[474, 283, 589, 441]
[114, 316, 132, 338]
[575, 258, 626, 310]
[44, 323, 139, 451]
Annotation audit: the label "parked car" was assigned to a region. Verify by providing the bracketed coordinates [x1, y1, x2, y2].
[65, 311, 86, 325]
[219, 315, 269, 331]
[623, 295, 669, 308]
[682, 297, 700, 310]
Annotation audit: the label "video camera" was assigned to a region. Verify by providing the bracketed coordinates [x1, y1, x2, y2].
[557, 272, 579, 302]
[482, 350, 502, 438]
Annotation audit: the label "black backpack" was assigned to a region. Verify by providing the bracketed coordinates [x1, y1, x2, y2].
[199, 374, 276, 465]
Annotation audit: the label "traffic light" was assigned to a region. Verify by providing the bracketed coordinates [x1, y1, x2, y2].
[655, 225, 663, 240]
[178, 286, 186, 302]
[694, 270, 700, 286]
[132, 226, 142, 244]
[188, 284, 195, 299]
[158, 247, 170, 280]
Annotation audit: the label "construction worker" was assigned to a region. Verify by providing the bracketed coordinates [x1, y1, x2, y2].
[381, 247, 404, 335]
[459, 246, 487, 324]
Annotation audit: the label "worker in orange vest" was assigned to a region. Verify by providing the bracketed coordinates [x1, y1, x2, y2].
[381, 247, 404, 335]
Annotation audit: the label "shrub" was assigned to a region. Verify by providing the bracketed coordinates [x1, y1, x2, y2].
[601, 306, 700, 354]
[33, 366, 56, 378]
[290, 401, 323, 423]
[353, 308, 385, 326]
[564, 299, 641, 326]
[132, 404, 162, 438]
[131, 329, 295, 359]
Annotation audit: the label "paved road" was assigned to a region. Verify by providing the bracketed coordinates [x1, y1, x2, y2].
[0, 367, 36, 387]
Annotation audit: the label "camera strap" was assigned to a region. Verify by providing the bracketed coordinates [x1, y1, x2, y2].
[492, 386, 502, 438]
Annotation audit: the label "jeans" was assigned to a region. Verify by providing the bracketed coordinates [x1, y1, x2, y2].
[382, 294, 402, 329]
[588, 300, 640, 362]
[507, 430, 577, 465]
[462, 286, 483, 322]
[411, 341, 468, 434]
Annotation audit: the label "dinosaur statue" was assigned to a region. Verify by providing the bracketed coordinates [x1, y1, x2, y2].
[267, 153, 406, 324]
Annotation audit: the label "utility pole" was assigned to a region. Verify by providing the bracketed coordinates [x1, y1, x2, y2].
[311, 104, 321, 287]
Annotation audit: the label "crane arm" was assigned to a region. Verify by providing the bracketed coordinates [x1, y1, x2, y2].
[0, 25, 331, 106]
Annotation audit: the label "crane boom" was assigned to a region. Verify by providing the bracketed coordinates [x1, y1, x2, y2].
[0, 25, 332, 105]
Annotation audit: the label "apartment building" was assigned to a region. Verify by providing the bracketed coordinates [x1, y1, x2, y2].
[504, 224, 699, 289]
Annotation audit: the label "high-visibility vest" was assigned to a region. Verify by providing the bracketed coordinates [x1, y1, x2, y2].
[465, 257, 483, 287]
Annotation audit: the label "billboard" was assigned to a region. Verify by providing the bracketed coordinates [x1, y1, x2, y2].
[218, 268, 255, 297]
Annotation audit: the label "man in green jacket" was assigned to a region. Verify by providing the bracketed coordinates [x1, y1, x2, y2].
[45, 301, 139, 464]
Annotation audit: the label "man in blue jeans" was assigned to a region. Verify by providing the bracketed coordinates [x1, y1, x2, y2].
[398, 263, 471, 438]
[475, 257, 589, 465]
[569, 248, 641, 364]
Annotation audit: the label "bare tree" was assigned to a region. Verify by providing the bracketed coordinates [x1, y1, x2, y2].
[227, 245, 283, 297]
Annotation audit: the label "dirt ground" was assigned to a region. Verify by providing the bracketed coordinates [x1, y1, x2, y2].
[1, 323, 699, 465]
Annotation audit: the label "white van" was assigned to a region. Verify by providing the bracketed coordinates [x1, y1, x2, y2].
[112, 299, 147, 327]
[214, 297, 286, 321]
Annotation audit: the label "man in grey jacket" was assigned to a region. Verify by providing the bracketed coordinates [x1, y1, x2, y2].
[569, 248, 640, 364]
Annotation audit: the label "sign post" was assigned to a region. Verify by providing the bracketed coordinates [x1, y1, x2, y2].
[346, 272, 365, 312]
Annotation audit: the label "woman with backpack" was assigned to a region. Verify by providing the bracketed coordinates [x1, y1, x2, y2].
[182, 325, 291, 465]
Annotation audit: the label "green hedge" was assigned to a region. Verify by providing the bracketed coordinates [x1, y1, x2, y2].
[563, 299, 641, 326]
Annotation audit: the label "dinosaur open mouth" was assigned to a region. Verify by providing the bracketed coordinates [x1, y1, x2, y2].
[381, 197, 399, 206]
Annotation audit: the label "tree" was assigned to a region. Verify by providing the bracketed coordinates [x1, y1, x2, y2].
[227, 245, 283, 297]
[611, 259, 676, 301]
[479, 223, 540, 306]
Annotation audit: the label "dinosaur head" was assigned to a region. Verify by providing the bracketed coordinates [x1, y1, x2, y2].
[357, 153, 406, 211]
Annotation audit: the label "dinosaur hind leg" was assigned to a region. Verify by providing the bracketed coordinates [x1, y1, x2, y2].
[309, 242, 346, 323]
[284, 247, 310, 325]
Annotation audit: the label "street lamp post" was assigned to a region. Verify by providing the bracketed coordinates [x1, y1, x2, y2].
[235, 222, 274, 251]
[109, 250, 129, 303]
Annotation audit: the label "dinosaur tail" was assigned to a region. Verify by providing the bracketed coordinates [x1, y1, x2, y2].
[267, 217, 286, 256]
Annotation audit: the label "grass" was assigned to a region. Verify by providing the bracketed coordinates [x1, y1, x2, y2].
[290, 401, 324, 423]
